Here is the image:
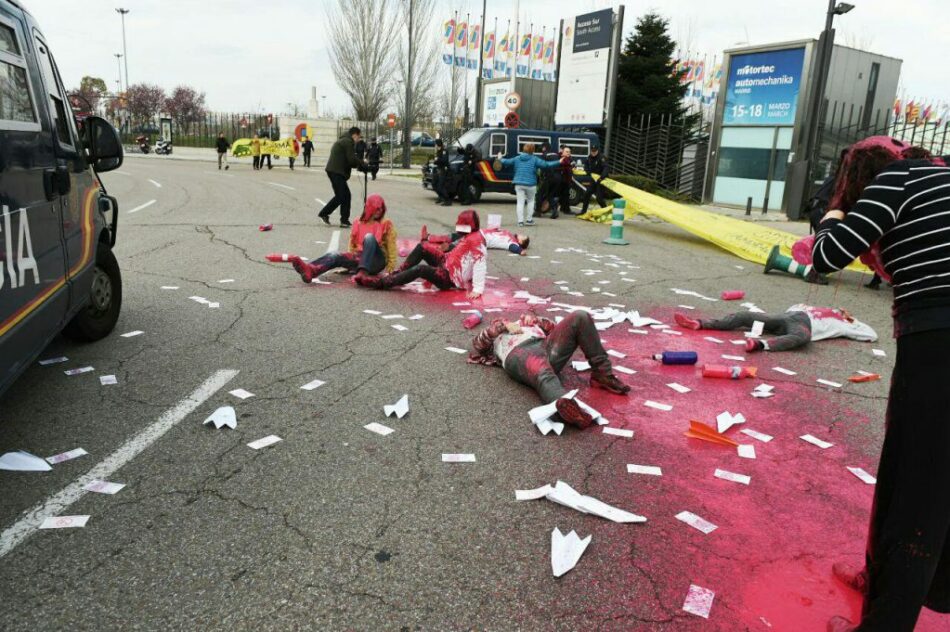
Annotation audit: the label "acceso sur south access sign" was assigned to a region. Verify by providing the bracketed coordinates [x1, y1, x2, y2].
[723, 47, 806, 126]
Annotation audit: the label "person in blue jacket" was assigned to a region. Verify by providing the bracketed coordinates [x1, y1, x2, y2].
[496, 143, 560, 227]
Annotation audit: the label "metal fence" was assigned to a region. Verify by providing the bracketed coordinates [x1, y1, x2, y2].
[813, 100, 950, 181]
[606, 114, 710, 201]
[117, 112, 279, 147]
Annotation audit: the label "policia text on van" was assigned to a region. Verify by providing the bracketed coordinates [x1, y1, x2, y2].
[0, 0, 125, 397]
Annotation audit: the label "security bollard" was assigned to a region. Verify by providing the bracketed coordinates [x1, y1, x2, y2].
[602, 198, 630, 246]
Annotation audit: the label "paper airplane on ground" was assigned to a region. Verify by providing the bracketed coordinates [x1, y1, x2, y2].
[203, 406, 237, 429]
[684, 420, 740, 447]
[384, 394, 410, 419]
[551, 528, 592, 577]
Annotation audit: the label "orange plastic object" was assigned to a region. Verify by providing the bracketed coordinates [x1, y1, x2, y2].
[848, 373, 881, 383]
[684, 420, 740, 447]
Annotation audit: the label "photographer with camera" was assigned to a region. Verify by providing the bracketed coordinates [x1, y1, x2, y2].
[319, 126, 365, 228]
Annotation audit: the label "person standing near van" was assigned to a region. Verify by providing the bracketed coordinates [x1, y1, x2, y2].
[581, 146, 609, 213]
[496, 143, 561, 227]
[302, 137, 314, 167]
[554, 146, 574, 217]
[251, 134, 262, 170]
[433, 139, 452, 206]
[215, 132, 230, 170]
[319, 126, 364, 227]
[367, 139, 382, 180]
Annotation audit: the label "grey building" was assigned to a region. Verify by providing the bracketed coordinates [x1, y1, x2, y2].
[703, 39, 901, 218]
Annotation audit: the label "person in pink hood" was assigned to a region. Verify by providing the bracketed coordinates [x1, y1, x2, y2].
[268, 194, 397, 283]
[356, 210, 486, 299]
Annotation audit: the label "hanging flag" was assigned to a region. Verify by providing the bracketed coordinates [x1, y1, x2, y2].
[893, 98, 902, 120]
[530, 33, 544, 80]
[454, 21, 468, 67]
[684, 60, 695, 84]
[467, 23, 481, 70]
[692, 60, 705, 85]
[483, 31, 495, 79]
[517, 31, 532, 77]
[495, 31, 508, 73]
[442, 19, 456, 65]
[542, 38, 556, 82]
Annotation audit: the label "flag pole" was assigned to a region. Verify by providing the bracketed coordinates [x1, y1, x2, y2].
[474, 0, 487, 125]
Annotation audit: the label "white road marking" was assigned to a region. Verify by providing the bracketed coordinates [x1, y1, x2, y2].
[326, 229, 340, 253]
[315, 197, 326, 206]
[205, 171, 235, 178]
[268, 182, 296, 191]
[127, 199, 157, 214]
[148, 179, 162, 188]
[0, 369, 238, 559]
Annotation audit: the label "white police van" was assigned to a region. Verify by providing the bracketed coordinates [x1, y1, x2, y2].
[1, 0, 124, 396]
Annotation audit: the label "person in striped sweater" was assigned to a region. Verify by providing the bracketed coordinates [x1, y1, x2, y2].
[811, 136, 950, 632]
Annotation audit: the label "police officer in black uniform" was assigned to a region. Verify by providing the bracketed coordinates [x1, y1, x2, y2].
[580, 146, 609, 214]
[433, 139, 452, 206]
[367, 138, 382, 180]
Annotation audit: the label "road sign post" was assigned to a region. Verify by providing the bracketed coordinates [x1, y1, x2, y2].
[387, 113, 396, 175]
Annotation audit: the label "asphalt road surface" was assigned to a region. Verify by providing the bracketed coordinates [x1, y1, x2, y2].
[1, 157, 945, 631]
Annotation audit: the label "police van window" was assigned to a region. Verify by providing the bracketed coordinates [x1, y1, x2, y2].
[517, 135, 550, 152]
[558, 138, 590, 157]
[489, 133, 506, 156]
[33, 35, 74, 147]
[0, 23, 18, 54]
[0, 20, 37, 126]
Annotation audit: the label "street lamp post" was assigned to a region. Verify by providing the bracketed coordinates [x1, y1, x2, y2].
[116, 8, 129, 91]
[802, 1, 855, 183]
[114, 53, 123, 92]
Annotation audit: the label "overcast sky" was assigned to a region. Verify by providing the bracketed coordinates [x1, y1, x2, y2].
[23, 0, 947, 116]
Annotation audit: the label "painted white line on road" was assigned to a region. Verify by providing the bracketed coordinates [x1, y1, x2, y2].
[268, 182, 296, 191]
[205, 171, 235, 178]
[315, 197, 326, 206]
[148, 179, 162, 188]
[326, 229, 340, 254]
[127, 199, 157, 214]
[0, 369, 239, 559]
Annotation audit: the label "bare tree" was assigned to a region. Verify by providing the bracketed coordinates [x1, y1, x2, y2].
[841, 31, 875, 51]
[326, 0, 397, 121]
[437, 65, 464, 133]
[395, 0, 439, 167]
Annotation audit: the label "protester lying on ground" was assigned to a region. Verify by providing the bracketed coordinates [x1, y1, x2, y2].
[356, 210, 486, 299]
[808, 137, 950, 632]
[270, 194, 397, 283]
[483, 228, 530, 254]
[419, 223, 530, 255]
[674, 304, 877, 352]
[467, 311, 630, 428]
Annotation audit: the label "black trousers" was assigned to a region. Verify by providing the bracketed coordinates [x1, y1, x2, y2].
[320, 172, 352, 222]
[503, 312, 612, 403]
[557, 180, 572, 215]
[701, 311, 812, 352]
[857, 328, 950, 630]
[261, 154, 272, 169]
[369, 163, 379, 179]
[303, 152, 311, 167]
[582, 178, 607, 212]
[253, 155, 260, 170]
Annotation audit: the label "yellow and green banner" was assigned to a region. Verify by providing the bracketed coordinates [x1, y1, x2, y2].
[578, 178, 869, 273]
[230, 137, 298, 158]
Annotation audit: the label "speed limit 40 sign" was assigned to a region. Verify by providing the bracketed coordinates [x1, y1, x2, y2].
[504, 92, 521, 111]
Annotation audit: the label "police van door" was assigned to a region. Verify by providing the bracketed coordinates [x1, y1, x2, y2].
[32, 32, 95, 309]
[0, 8, 69, 386]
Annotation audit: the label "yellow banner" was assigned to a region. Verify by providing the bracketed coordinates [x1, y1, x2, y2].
[230, 137, 298, 158]
[581, 178, 870, 274]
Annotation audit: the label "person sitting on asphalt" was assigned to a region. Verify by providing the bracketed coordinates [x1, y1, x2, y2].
[355, 210, 486, 300]
[467, 311, 631, 429]
[496, 143, 561, 227]
[674, 304, 877, 352]
[269, 194, 397, 284]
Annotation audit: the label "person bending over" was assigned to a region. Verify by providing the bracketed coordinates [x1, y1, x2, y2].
[275, 194, 397, 283]
[356, 210, 486, 300]
[467, 311, 630, 428]
[674, 304, 877, 352]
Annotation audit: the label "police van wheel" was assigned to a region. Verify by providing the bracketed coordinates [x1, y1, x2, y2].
[568, 184, 582, 207]
[63, 246, 122, 342]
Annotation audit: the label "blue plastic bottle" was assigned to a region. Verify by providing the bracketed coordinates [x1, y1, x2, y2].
[652, 351, 698, 365]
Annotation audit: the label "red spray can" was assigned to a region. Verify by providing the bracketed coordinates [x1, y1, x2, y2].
[702, 364, 757, 379]
[259, 223, 273, 231]
[721, 290, 745, 300]
[462, 311, 483, 329]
